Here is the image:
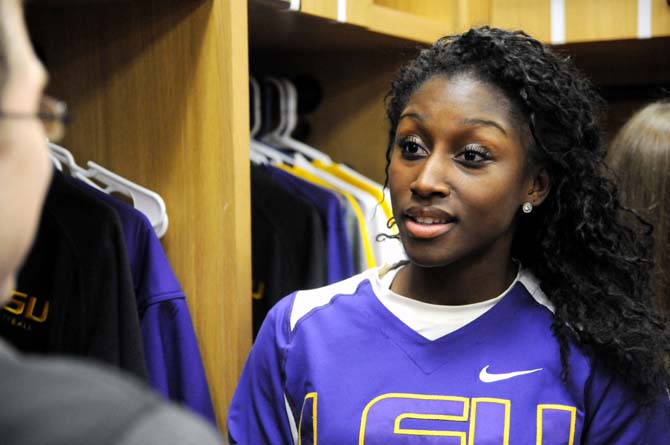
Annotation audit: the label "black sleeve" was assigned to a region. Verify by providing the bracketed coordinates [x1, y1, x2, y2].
[48, 172, 147, 380]
[251, 165, 328, 337]
[84, 209, 147, 380]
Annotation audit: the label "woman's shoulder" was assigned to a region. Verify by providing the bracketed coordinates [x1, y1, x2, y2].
[259, 268, 379, 342]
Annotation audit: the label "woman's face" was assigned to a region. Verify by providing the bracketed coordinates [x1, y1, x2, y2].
[389, 74, 539, 269]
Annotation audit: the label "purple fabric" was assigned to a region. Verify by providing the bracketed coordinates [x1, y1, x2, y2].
[228, 274, 670, 444]
[264, 165, 354, 283]
[65, 177, 215, 424]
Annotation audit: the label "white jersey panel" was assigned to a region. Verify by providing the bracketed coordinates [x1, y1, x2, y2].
[290, 269, 376, 331]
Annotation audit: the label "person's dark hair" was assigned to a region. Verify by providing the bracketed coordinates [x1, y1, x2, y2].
[384, 26, 670, 402]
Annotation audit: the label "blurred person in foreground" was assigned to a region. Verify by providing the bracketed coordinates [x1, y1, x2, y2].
[0, 1, 222, 443]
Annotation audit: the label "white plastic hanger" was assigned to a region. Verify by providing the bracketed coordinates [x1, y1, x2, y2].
[249, 77, 294, 165]
[282, 79, 299, 139]
[48, 142, 169, 238]
[259, 77, 288, 145]
[261, 77, 333, 165]
[85, 161, 169, 238]
[282, 77, 333, 164]
[250, 77, 263, 140]
[49, 142, 105, 191]
[249, 146, 267, 165]
[49, 151, 63, 171]
[249, 77, 268, 165]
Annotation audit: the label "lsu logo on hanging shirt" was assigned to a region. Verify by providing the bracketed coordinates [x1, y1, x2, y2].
[1, 290, 49, 330]
[298, 392, 577, 445]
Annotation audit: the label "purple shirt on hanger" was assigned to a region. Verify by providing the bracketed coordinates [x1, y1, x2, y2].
[65, 176, 216, 425]
[264, 164, 354, 283]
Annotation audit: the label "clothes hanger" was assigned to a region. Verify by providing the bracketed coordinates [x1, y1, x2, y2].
[259, 77, 288, 145]
[48, 142, 169, 238]
[261, 77, 333, 165]
[84, 161, 169, 238]
[249, 77, 268, 165]
[49, 142, 105, 191]
[250, 77, 263, 140]
[282, 78, 333, 165]
[250, 76, 294, 165]
[49, 151, 63, 171]
[281, 79, 299, 139]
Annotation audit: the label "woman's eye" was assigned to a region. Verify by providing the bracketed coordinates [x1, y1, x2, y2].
[456, 144, 491, 164]
[398, 138, 427, 158]
[404, 142, 421, 154]
[463, 151, 484, 162]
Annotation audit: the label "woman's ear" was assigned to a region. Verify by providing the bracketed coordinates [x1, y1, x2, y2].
[525, 167, 551, 207]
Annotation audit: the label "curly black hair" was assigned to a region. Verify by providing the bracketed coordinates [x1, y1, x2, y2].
[384, 26, 670, 403]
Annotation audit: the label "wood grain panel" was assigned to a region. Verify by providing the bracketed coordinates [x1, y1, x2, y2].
[347, 0, 460, 43]
[355, 0, 491, 36]
[653, 0, 670, 37]
[565, 0, 637, 42]
[490, 0, 551, 42]
[249, 0, 421, 51]
[373, 0, 460, 23]
[346, 0, 369, 25]
[367, 3, 459, 43]
[307, 51, 400, 185]
[27, 0, 251, 432]
[372, 0, 498, 34]
[459, 0, 492, 30]
[301, 0, 338, 20]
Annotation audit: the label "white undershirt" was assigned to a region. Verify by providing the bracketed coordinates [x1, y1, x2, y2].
[373, 263, 550, 340]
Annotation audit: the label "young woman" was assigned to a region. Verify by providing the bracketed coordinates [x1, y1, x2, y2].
[607, 100, 670, 314]
[228, 27, 670, 444]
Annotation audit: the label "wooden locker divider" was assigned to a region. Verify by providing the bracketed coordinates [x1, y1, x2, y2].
[301, 0, 339, 21]
[346, 0, 461, 44]
[27, 0, 251, 432]
[653, 0, 670, 37]
[489, 0, 551, 43]
[565, 0, 638, 42]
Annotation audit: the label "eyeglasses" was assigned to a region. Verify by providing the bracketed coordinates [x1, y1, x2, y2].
[0, 95, 69, 142]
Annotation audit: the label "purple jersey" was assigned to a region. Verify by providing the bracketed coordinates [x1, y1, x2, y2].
[64, 177, 215, 424]
[228, 268, 670, 444]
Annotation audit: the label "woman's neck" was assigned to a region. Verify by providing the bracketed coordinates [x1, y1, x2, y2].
[390, 255, 518, 306]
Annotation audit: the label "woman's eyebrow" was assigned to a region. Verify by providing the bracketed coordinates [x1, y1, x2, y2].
[399, 112, 424, 122]
[460, 117, 507, 136]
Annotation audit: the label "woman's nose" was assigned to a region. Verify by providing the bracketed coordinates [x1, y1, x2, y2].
[410, 154, 451, 199]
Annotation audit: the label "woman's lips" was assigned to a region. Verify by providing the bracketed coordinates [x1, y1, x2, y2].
[403, 207, 456, 239]
[405, 218, 455, 239]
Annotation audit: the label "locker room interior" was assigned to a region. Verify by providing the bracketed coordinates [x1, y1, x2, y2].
[20, 0, 670, 432]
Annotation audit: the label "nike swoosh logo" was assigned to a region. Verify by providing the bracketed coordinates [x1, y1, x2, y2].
[479, 365, 543, 383]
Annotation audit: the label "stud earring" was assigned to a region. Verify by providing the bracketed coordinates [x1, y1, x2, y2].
[522, 202, 533, 214]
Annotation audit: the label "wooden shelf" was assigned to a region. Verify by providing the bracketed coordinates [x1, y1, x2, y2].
[249, 0, 423, 51]
[346, 0, 465, 45]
